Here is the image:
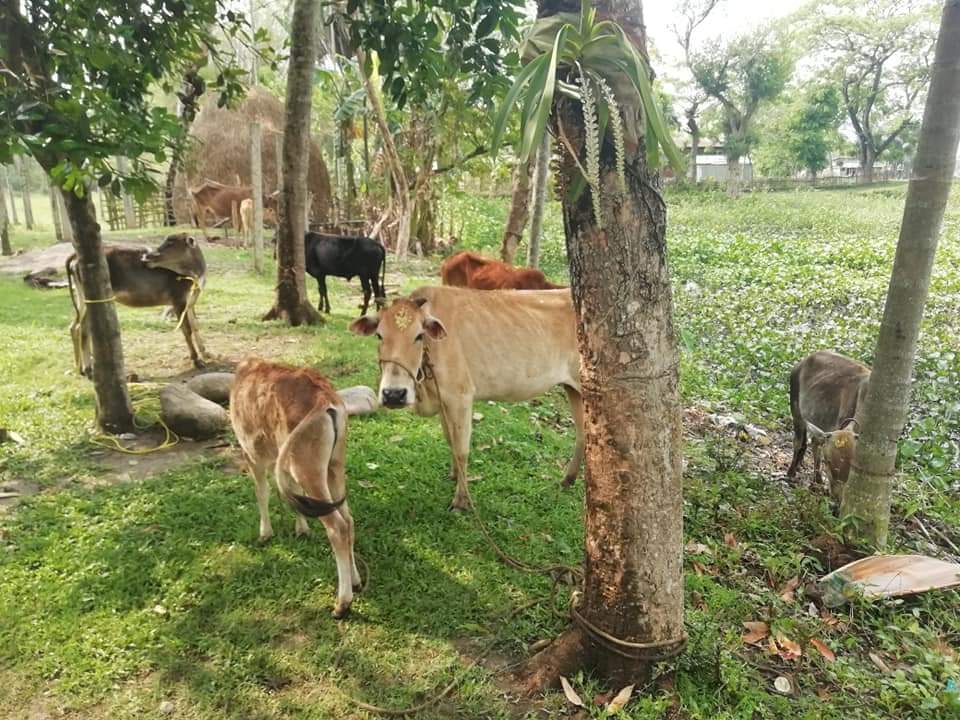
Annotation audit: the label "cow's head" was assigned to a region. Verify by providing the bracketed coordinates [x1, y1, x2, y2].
[143, 234, 206, 278]
[349, 296, 446, 409]
[807, 418, 860, 503]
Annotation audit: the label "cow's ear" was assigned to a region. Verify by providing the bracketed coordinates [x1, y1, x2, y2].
[423, 315, 447, 340]
[349, 315, 379, 336]
[186, 236, 197, 247]
[413, 297, 428, 308]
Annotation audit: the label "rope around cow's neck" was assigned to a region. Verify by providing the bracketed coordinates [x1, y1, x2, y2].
[174, 274, 203, 332]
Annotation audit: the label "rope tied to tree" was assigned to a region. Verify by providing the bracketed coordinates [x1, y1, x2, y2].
[83, 296, 117, 304]
[570, 605, 687, 662]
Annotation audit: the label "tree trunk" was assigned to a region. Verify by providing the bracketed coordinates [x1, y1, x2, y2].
[250, 121, 265, 272]
[15, 155, 34, 229]
[522, 0, 685, 693]
[116, 156, 137, 229]
[50, 183, 63, 242]
[840, 0, 960, 547]
[860, 143, 875, 184]
[688, 128, 700, 183]
[359, 49, 412, 257]
[342, 120, 358, 217]
[60, 188, 135, 433]
[527, 133, 551, 268]
[53, 185, 74, 243]
[263, 0, 322, 325]
[726, 155, 741, 197]
[2, 166, 18, 225]
[0, 176, 10, 256]
[501, 157, 533, 263]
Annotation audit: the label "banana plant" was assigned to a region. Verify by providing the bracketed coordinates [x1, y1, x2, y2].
[491, 0, 682, 226]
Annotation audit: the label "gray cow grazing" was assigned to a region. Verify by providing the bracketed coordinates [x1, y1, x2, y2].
[786, 350, 871, 504]
[67, 233, 208, 376]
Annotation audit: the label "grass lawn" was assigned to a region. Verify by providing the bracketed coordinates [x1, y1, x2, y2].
[0, 184, 958, 719]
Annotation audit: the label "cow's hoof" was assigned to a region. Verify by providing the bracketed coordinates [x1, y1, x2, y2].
[257, 529, 274, 544]
[449, 499, 470, 512]
[332, 602, 352, 619]
[193, 358, 208, 369]
[561, 474, 577, 488]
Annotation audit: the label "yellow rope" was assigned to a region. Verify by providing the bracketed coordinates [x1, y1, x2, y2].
[84, 296, 117, 304]
[90, 385, 181, 455]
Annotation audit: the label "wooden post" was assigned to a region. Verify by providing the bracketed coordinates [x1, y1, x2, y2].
[116, 156, 137, 229]
[249, 0, 265, 273]
[14, 156, 33, 229]
[50, 182, 63, 242]
[0, 173, 10, 255]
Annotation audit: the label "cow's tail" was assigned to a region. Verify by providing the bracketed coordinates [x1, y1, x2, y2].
[275, 406, 345, 518]
[65, 254, 81, 323]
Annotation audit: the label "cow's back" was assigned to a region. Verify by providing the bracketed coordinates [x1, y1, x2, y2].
[441, 251, 492, 287]
[796, 351, 870, 430]
[411, 285, 579, 401]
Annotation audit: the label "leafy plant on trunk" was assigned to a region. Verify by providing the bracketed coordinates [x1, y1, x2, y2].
[840, 0, 960, 546]
[492, 0, 685, 692]
[0, 0, 256, 432]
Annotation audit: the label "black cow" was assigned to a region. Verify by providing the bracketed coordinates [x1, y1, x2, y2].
[304, 232, 387, 316]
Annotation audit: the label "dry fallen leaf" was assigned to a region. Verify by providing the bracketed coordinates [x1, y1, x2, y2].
[869, 652, 892, 674]
[606, 684, 635, 713]
[779, 576, 801, 603]
[723, 532, 738, 548]
[775, 632, 802, 660]
[810, 638, 836, 662]
[742, 621, 770, 645]
[816, 686, 832, 701]
[685, 540, 711, 555]
[559, 676, 584, 707]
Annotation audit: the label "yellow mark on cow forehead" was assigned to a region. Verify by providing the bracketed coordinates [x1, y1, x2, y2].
[393, 308, 413, 330]
[834, 435, 848, 448]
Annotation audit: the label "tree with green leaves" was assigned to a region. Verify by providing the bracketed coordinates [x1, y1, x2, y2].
[754, 84, 842, 179]
[688, 26, 792, 195]
[841, 0, 960, 546]
[805, 0, 939, 184]
[1, 0, 250, 432]
[492, 0, 686, 691]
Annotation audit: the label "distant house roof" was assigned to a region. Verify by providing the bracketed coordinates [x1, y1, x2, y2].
[696, 154, 752, 166]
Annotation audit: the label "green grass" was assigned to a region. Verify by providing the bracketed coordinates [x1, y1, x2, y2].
[1, 186, 958, 719]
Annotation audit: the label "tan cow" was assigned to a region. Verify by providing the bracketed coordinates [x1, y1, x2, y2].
[189, 180, 251, 235]
[239, 198, 278, 242]
[786, 350, 870, 504]
[230, 358, 361, 617]
[350, 286, 584, 509]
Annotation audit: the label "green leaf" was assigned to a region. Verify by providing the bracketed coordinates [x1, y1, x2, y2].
[522, 24, 572, 164]
[490, 54, 549, 158]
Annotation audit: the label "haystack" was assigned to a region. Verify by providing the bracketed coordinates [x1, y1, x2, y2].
[173, 87, 332, 224]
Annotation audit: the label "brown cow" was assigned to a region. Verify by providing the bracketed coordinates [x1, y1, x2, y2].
[230, 358, 360, 618]
[66, 234, 208, 375]
[469, 263, 566, 290]
[440, 250, 564, 290]
[786, 350, 871, 504]
[350, 286, 584, 510]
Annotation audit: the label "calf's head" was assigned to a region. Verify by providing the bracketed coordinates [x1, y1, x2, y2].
[807, 419, 860, 502]
[349, 297, 446, 408]
[142, 234, 205, 278]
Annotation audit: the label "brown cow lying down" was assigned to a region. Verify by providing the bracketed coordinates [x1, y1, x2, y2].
[350, 286, 584, 509]
[786, 350, 870, 504]
[230, 358, 361, 617]
[440, 250, 564, 290]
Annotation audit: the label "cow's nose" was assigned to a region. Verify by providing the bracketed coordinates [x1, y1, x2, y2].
[382, 388, 407, 407]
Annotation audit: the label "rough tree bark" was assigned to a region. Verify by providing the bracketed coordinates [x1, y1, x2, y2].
[686, 106, 700, 183]
[521, 0, 685, 693]
[164, 65, 205, 226]
[263, 0, 322, 325]
[359, 48, 412, 257]
[725, 155, 741, 197]
[500, 157, 533, 263]
[527, 133, 551, 268]
[840, 0, 960, 547]
[60, 188, 135, 432]
[50, 183, 63, 242]
[14, 155, 33, 229]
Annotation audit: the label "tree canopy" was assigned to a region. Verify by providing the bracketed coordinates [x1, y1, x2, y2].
[754, 84, 842, 178]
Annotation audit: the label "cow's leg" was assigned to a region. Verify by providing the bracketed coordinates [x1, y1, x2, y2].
[787, 421, 807, 479]
[442, 397, 474, 510]
[338, 501, 362, 590]
[174, 300, 206, 368]
[812, 445, 824, 486]
[359, 276, 372, 316]
[318, 509, 354, 617]
[249, 456, 274, 542]
[562, 385, 585, 487]
[371, 269, 385, 309]
[79, 309, 94, 378]
[317, 275, 330, 313]
[438, 410, 457, 481]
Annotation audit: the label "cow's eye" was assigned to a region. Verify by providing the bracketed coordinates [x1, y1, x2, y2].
[415, 332, 424, 342]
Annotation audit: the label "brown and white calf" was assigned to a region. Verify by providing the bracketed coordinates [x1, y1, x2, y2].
[230, 358, 360, 618]
[66, 233, 207, 376]
[350, 286, 584, 509]
[786, 350, 871, 503]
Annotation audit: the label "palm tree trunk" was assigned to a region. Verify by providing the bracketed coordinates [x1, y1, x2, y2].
[500, 157, 533, 263]
[60, 187, 135, 433]
[527, 133, 551, 268]
[263, 0, 322, 325]
[522, 0, 685, 693]
[840, 0, 960, 546]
